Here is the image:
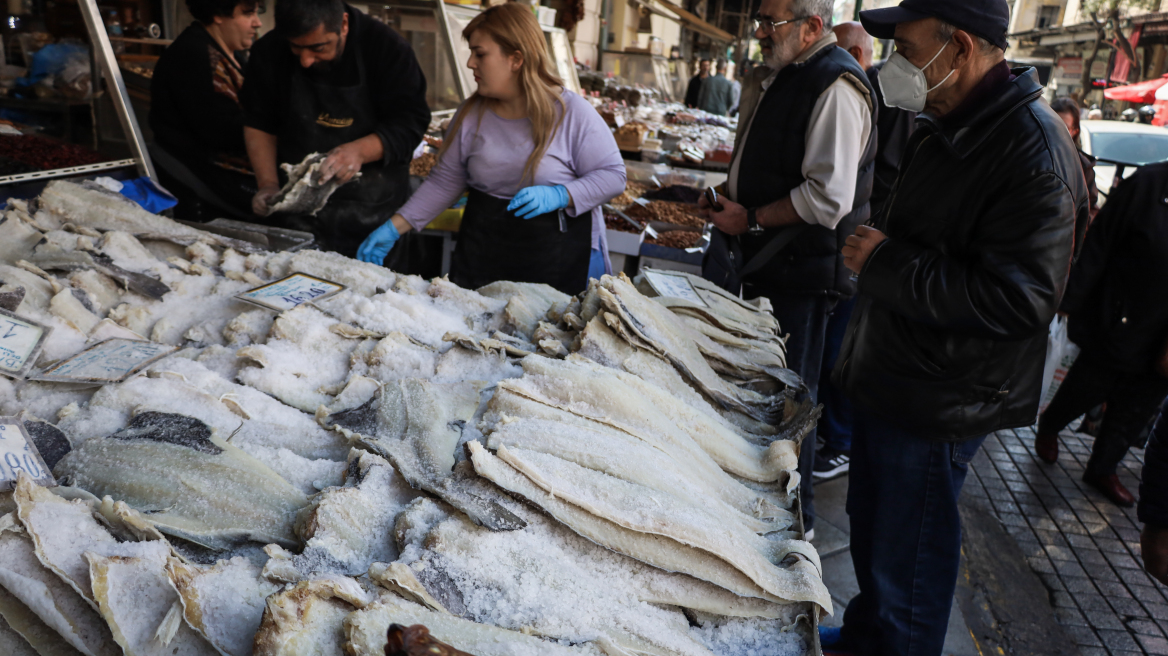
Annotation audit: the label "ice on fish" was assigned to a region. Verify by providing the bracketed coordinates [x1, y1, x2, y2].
[54, 413, 309, 550]
[167, 556, 281, 656]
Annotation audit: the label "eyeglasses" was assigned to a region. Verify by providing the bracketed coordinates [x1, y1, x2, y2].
[752, 14, 809, 34]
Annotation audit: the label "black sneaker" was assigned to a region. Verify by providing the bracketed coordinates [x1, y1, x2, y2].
[813, 448, 851, 481]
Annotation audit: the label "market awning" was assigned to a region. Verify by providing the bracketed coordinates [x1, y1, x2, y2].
[1105, 74, 1168, 104]
[655, 0, 735, 43]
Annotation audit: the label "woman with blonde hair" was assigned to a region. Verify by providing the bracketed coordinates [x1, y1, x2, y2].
[357, 2, 625, 294]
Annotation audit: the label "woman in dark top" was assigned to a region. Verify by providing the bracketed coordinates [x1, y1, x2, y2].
[150, 0, 262, 218]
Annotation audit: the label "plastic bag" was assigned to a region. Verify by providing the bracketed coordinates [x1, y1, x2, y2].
[1039, 315, 1080, 415]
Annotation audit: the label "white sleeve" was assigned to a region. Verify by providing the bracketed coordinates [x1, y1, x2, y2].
[788, 77, 873, 230]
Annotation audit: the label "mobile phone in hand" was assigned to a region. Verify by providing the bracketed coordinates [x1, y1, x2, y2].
[704, 186, 724, 212]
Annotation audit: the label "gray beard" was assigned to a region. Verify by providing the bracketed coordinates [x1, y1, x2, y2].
[762, 31, 804, 71]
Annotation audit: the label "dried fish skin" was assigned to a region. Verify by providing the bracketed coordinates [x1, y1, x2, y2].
[86, 553, 217, 656]
[167, 557, 281, 656]
[344, 595, 604, 656]
[489, 445, 831, 613]
[0, 513, 118, 656]
[54, 413, 309, 550]
[252, 577, 375, 656]
[262, 450, 419, 581]
[21, 419, 71, 470]
[281, 250, 397, 298]
[0, 214, 45, 267]
[262, 153, 358, 217]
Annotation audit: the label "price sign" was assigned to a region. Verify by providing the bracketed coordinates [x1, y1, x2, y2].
[0, 418, 55, 491]
[235, 272, 346, 312]
[0, 308, 51, 380]
[34, 338, 177, 384]
[642, 269, 709, 307]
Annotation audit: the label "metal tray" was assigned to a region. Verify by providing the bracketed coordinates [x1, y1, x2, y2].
[178, 218, 315, 252]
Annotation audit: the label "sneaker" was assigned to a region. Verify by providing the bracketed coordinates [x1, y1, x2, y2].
[819, 626, 858, 655]
[813, 448, 851, 481]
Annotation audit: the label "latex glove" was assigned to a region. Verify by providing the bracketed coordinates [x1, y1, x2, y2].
[357, 221, 400, 264]
[252, 186, 279, 216]
[507, 185, 570, 219]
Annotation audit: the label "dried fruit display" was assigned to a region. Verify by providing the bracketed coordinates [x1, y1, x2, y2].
[0, 134, 105, 171]
[409, 152, 438, 177]
[625, 200, 705, 229]
[645, 230, 702, 249]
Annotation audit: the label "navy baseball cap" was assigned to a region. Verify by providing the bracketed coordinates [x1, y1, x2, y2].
[859, 0, 1011, 51]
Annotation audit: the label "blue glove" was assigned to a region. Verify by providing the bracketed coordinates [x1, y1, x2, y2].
[507, 185, 570, 219]
[357, 221, 400, 264]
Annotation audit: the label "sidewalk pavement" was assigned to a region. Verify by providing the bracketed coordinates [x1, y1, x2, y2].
[814, 423, 1168, 656]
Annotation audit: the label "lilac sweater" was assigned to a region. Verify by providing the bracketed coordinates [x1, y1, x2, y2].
[398, 91, 626, 252]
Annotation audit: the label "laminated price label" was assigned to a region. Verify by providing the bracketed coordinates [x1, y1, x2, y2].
[0, 418, 55, 491]
[642, 270, 708, 307]
[0, 307, 51, 380]
[34, 338, 177, 384]
[236, 272, 346, 312]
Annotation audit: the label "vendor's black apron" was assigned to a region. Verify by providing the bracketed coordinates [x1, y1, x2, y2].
[276, 51, 409, 257]
[451, 188, 591, 295]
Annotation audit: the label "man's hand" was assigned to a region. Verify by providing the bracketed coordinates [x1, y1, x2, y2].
[1143, 525, 1168, 586]
[699, 194, 748, 236]
[319, 143, 365, 184]
[252, 186, 280, 216]
[843, 225, 888, 274]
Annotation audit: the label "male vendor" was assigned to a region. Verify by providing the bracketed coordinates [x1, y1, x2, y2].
[240, 0, 429, 256]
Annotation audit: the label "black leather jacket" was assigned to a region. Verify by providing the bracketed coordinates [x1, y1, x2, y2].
[834, 68, 1090, 442]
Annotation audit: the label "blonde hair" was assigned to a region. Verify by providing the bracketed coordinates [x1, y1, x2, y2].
[438, 2, 565, 185]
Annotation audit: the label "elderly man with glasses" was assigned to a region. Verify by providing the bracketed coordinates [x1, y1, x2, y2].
[699, 0, 876, 539]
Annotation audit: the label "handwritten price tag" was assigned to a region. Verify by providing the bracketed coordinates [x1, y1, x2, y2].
[0, 308, 51, 380]
[235, 272, 346, 312]
[34, 338, 177, 384]
[0, 418, 55, 491]
[642, 270, 709, 307]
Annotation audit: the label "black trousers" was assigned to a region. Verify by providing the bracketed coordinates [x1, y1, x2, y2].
[1038, 350, 1168, 478]
[743, 286, 833, 530]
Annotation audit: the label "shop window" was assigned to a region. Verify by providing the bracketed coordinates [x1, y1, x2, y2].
[1037, 5, 1061, 29]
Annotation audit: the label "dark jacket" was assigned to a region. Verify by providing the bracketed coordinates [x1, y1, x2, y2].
[867, 63, 916, 214]
[733, 41, 877, 298]
[834, 67, 1089, 442]
[685, 74, 704, 108]
[698, 73, 734, 116]
[1140, 397, 1168, 528]
[1060, 162, 1168, 374]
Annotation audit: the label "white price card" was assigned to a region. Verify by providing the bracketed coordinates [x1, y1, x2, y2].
[642, 270, 709, 307]
[0, 307, 51, 380]
[0, 417, 55, 491]
[235, 272, 346, 312]
[34, 338, 177, 384]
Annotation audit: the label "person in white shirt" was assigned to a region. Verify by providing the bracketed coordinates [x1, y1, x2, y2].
[698, 0, 876, 538]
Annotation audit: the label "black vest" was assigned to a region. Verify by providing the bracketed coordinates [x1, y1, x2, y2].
[735, 45, 878, 298]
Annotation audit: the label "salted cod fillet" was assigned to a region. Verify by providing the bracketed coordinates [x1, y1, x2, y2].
[261, 153, 358, 217]
[468, 442, 821, 610]
[252, 577, 375, 656]
[263, 449, 420, 581]
[0, 598, 47, 656]
[597, 275, 781, 422]
[0, 513, 117, 656]
[167, 557, 280, 656]
[499, 355, 799, 483]
[345, 595, 604, 656]
[38, 181, 261, 253]
[54, 412, 309, 550]
[324, 379, 525, 531]
[86, 553, 216, 656]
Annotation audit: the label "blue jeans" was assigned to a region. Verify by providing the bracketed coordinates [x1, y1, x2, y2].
[840, 408, 987, 656]
[818, 296, 856, 453]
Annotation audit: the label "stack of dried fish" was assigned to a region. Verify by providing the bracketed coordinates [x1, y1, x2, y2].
[0, 179, 824, 656]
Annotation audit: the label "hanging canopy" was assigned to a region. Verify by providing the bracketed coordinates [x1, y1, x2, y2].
[1105, 74, 1168, 104]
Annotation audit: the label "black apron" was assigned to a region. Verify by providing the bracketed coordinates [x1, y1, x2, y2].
[451, 188, 591, 296]
[276, 48, 409, 257]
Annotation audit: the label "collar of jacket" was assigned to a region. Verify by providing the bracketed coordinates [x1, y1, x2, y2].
[761, 32, 838, 91]
[916, 67, 1043, 159]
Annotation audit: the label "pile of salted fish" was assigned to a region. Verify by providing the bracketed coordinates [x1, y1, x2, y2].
[0, 179, 825, 656]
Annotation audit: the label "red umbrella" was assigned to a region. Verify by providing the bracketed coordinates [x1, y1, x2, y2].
[1105, 74, 1168, 104]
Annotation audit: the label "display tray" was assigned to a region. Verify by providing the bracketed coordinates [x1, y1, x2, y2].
[178, 218, 315, 252]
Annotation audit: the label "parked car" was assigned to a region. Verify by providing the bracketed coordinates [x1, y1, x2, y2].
[1081, 120, 1168, 200]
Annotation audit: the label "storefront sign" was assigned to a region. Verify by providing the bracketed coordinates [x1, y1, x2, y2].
[236, 273, 346, 312]
[34, 338, 176, 384]
[642, 269, 708, 307]
[1056, 57, 1083, 78]
[0, 308, 50, 380]
[0, 418, 55, 491]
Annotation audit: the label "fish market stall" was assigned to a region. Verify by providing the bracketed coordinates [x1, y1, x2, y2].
[0, 176, 828, 656]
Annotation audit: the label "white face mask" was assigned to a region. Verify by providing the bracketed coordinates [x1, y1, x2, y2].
[880, 40, 955, 112]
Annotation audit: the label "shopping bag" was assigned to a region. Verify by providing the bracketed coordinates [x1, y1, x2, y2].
[1038, 315, 1080, 415]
